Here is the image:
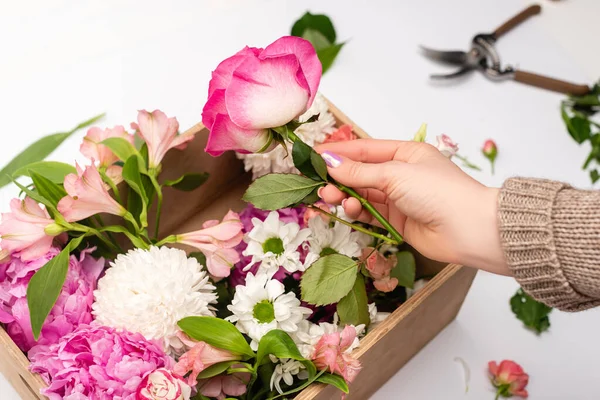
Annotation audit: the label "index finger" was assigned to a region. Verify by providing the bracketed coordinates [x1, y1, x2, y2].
[314, 138, 432, 163]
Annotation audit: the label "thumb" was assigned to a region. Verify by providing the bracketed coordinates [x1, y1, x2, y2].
[320, 150, 399, 191]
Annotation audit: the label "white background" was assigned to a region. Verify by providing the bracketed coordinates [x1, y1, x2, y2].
[1, 0, 599, 399]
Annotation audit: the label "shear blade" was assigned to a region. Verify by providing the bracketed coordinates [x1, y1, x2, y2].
[430, 66, 473, 80]
[419, 45, 468, 66]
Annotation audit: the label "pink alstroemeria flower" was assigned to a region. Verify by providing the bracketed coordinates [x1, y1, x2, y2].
[136, 368, 192, 400]
[80, 125, 134, 168]
[0, 198, 62, 261]
[133, 110, 194, 169]
[435, 134, 459, 158]
[58, 163, 126, 222]
[176, 210, 244, 278]
[202, 36, 322, 156]
[197, 365, 251, 400]
[312, 325, 362, 384]
[362, 247, 398, 293]
[489, 360, 529, 399]
[173, 341, 242, 387]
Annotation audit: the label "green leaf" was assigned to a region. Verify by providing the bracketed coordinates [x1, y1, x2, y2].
[197, 361, 239, 379]
[591, 169, 600, 184]
[317, 42, 345, 74]
[301, 254, 358, 306]
[178, 316, 255, 357]
[390, 251, 416, 289]
[255, 330, 316, 379]
[300, 187, 321, 205]
[122, 155, 148, 228]
[100, 137, 139, 163]
[243, 174, 323, 210]
[27, 247, 70, 339]
[10, 178, 55, 211]
[189, 251, 207, 266]
[316, 373, 350, 394]
[99, 225, 148, 249]
[30, 172, 67, 207]
[510, 288, 553, 334]
[291, 12, 337, 44]
[561, 105, 591, 144]
[14, 161, 76, 184]
[163, 172, 209, 191]
[292, 140, 325, 181]
[337, 275, 370, 326]
[302, 28, 332, 50]
[0, 113, 104, 189]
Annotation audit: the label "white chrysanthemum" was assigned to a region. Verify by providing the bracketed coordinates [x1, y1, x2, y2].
[406, 278, 429, 299]
[226, 273, 312, 350]
[333, 205, 374, 248]
[368, 303, 391, 331]
[303, 216, 365, 268]
[243, 211, 311, 276]
[292, 319, 364, 359]
[236, 94, 336, 179]
[269, 355, 309, 394]
[92, 246, 217, 355]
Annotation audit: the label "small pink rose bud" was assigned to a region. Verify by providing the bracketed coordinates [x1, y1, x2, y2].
[488, 360, 529, 399]
[435, 134, 459, 158]
[482, 139, 498, 174]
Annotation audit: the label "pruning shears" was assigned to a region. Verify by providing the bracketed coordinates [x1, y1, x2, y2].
[420, 4, 591, 96]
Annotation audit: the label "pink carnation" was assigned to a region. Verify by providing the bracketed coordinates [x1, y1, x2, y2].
[29, 325, 174, 400]
[0, 248, 104, 352]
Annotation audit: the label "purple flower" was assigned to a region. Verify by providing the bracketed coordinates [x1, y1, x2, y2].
[29, 325, 174, 400]
[0, 247, 104, 352]
[229, 205, 307, 288]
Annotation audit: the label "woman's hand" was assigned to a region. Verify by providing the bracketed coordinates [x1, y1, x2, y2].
[316, 139, 509, 275]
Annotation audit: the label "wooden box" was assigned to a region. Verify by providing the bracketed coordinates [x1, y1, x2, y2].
[0, 99, 477, 399]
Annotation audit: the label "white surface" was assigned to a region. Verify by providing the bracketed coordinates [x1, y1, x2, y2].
[1, 0, 599, 399]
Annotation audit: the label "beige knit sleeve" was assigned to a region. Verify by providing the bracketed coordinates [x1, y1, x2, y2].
[498, 178, 600, 312]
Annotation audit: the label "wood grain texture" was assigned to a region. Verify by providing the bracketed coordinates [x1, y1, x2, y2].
[0, 99, 477, 400]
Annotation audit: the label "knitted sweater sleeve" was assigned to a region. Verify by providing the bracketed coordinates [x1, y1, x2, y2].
[498, 178, 600, 311]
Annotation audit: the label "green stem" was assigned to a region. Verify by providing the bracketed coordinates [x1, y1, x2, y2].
[454, 154, 482, 171]
[308, 206, 398, 245]
[267, 370, 326, 400]
[154, 234, 177, 247]
[71, 223, 120, 253]
[149, 174, 163, 239]
[335, 184, 404, 245]
[227, 367, 253, 374]
[100, 170, 122, 204]
[123, 212, 142, 234]
[93, 215, 125, 254]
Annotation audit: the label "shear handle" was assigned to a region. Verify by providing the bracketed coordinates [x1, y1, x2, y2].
[514, 70, 590, 96]
[492, 4, 542, 40]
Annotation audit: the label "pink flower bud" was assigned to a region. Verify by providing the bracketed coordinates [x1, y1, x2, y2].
[312, 325, 362, 384]
[482, 139, 498, 174]
[488, 360, 529, 398]
[435, 134, 459, 158]
[173, 340, 242, 387]
[136, 368, 191, 400]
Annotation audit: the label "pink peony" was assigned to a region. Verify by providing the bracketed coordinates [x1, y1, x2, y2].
[132, 110, 194, 169]
[488, 360, 529, 398]
[136, 368, 191, 400]
[0, 247, 103, 352]
[173, 340, 242, 387]
[361, 247, 398, 293]
[197, 366, 251, 400]
[202, 36, 322, 156]
[175, 210, 244, 278]
[80, 125, 134, 168]
[435, 134, 459, 158]
[29, 325, 174, 400]
[0, 197, 62, 261]
[312, 325, 362, 384]
[323, 124, 357, 144]
[58, 163, 126, 222]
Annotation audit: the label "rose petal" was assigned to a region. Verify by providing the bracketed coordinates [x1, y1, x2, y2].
[205, 114, 272, 156]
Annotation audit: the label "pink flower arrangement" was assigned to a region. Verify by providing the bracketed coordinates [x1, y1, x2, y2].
[136, 368, 191, 400]
[312, 325, 362, 384]
[0, 198, 62, 261]
[58, 163, 126, 222]
[0, 247, 103, 352]
[361, 247, 398, 293]
[175, 210, 244, 278]
[202, 36, 321, 156]
[29, 325, 174, 400]
[488, 360, 529, 399]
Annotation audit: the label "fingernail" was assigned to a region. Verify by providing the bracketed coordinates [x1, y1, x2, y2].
[322, 151, 342, 168]
[317, 187, 325, 199]
[341, 198, 348, 208]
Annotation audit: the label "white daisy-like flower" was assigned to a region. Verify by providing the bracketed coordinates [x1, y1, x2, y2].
[368, 303, 391, 331]
[333, 205, 374, 248]
[406, 278, 429, 298]
[269, 355, 309, 394]
[236, 94, 336, 179]
[92, 246, 217, 355]
[292, 319, 364, 359]
[226, 272, 312, 350]
[303, 216, 364, 268]
[243, 211, 311, 276]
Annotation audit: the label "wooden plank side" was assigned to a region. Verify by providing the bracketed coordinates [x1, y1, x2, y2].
[0, 328, 44, 399]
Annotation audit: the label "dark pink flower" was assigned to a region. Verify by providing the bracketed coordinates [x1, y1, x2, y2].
[202, 36, 322, 156]
[488, 360, 529, 398]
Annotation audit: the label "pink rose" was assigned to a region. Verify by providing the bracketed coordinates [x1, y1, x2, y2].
[435, 134, 459, 158]
[482, 139, 498, 174]
[173, 340, 242, 386]
[0, 198, 62, 261]
[312, 325, 362, 384]
[488, 360, 529, 398]
[202, 36, 322, 156]
[323, 124, 357, 143]
[136, 368, 191, 400]
[361, 247, 398, 293]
